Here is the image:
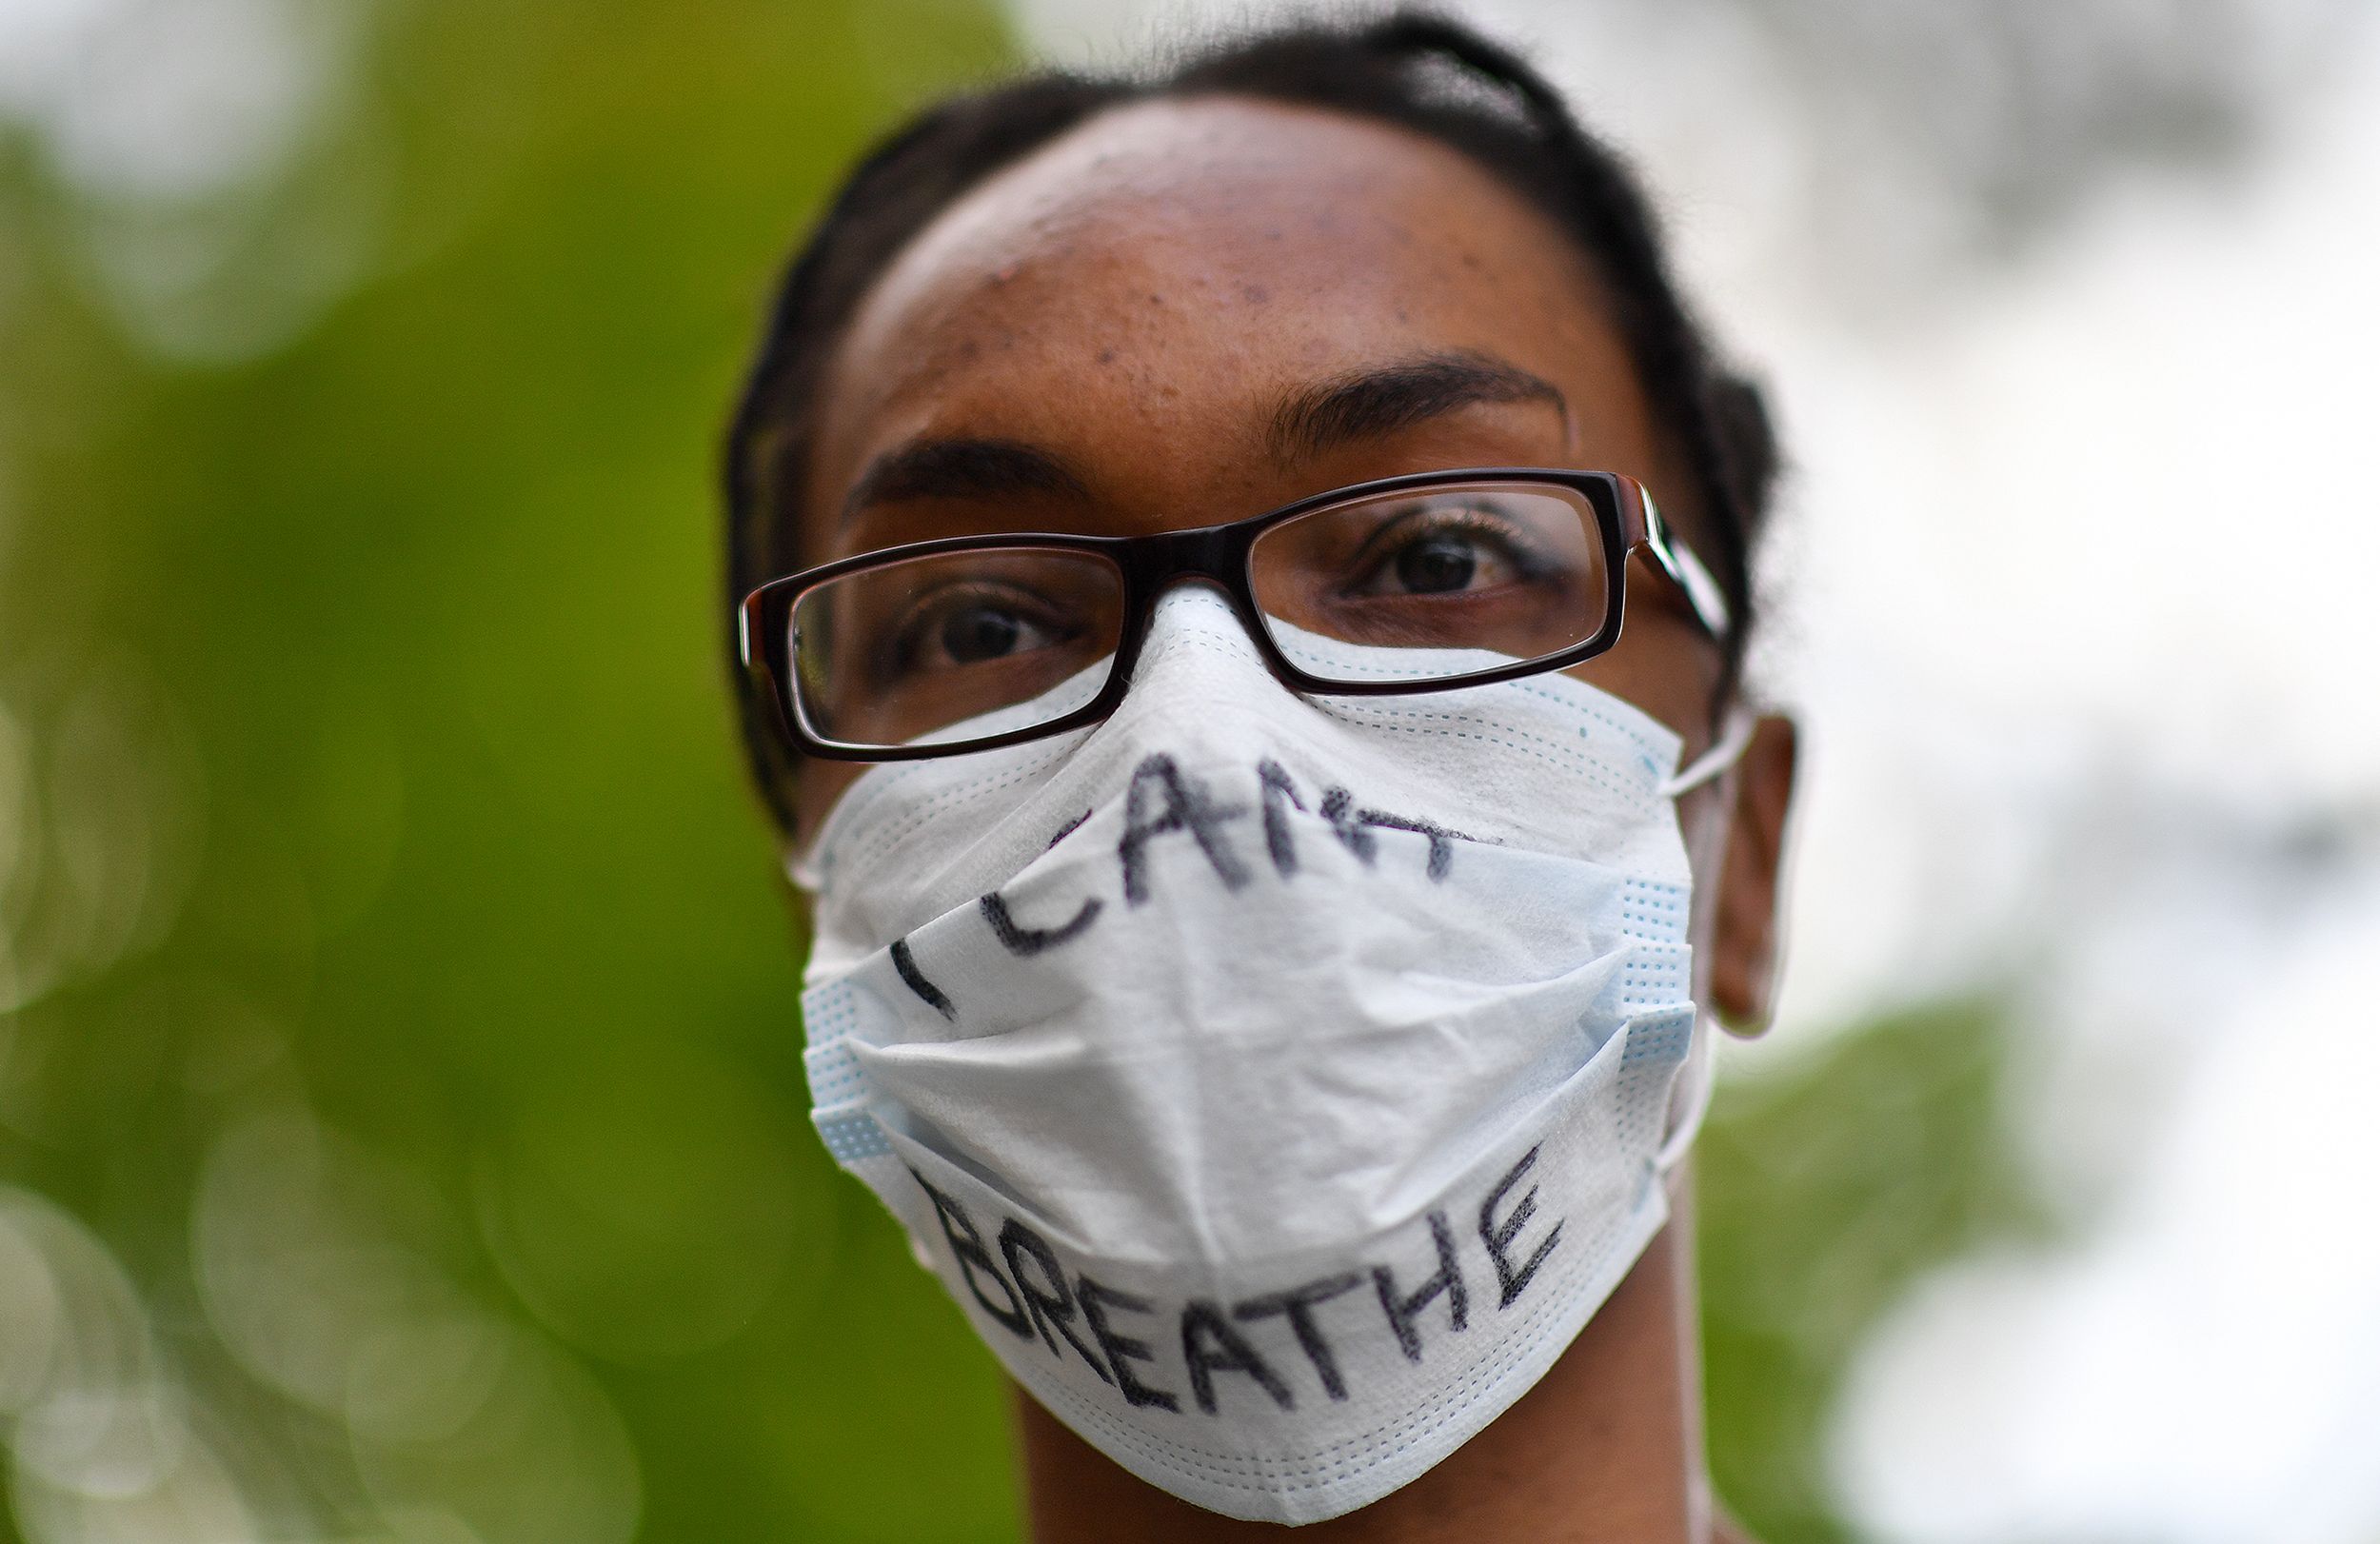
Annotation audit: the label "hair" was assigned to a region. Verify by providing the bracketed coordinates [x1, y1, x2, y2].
[723, 10, 1781, 835]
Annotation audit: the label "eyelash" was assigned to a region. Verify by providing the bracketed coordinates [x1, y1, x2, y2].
[1336, 504, 1551, 595]
[883, 582, 1070, 674]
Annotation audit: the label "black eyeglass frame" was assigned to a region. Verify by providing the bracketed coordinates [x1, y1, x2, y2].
[737, 466, 1733, 762]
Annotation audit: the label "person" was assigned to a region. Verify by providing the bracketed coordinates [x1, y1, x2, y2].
[722, 12, 1798, 1540]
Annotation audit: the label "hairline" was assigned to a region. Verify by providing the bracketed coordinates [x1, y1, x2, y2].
[760, 89, 1722, 581]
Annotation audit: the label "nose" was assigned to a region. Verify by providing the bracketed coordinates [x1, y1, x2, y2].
[1122, 583, 1281, 693]
[1122, 524, 1279, 657]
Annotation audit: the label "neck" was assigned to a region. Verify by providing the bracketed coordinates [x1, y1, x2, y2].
[1015, 1204, 1714, 1544]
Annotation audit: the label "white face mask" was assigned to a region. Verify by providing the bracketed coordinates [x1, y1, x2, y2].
[794, 588, 1740, 1525]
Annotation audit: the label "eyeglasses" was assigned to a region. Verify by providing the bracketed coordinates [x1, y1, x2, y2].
[738, 466, 1731, 762]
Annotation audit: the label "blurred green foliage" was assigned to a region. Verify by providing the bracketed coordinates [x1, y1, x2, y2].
[0, 3, 2040, 1540]
[1701, 1000, 2051, 1544]
[0, 2, 1024, 1540]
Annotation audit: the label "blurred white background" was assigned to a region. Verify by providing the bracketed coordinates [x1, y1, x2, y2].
[1008, 2, 2380, 1540]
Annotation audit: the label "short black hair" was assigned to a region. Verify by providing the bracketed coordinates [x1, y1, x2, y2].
[723, 10, 1780, 835]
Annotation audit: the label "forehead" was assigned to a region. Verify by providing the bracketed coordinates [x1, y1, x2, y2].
[805, 96, 1667, 542]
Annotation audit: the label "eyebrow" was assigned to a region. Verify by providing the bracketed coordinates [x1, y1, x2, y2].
[840, 437, 1090, 526]
[836, 350, 1565, 528]
[1266, 350, 1567, 464]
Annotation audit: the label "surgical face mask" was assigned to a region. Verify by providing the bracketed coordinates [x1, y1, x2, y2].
[794, 588, 1738, 1525]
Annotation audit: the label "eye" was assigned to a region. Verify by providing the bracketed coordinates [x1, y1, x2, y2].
[1340, 505, 1545, 599]
[891, 584, 1075, 675]
[1394, 531, 1486, 594]
[937, 603, 1031, 663]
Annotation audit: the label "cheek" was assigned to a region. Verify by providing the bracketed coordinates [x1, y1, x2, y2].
[1557, 621, 1722, 750]
[794, 761, 870, 853]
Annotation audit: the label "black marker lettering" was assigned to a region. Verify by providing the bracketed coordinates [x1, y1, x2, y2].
[1354, 808, 1462, 881]
[1256, 759, 1304, 877]
[998, 1218, 1112, 1384]
[907, 1169, 1030, 1337]
[1234, 1272, 1362, 1402]
[1319, 787, 1378, 864]
[1372, 1210, 1468, 1362]
[888, 937, 955, 1021]
[1047, 808, 1094, 849]
[980, 890, 1102, 957]
[1118, 753, 1251, 904]
[1479, 1145, 1563, 1310]
[1077, 1276, 1180, 1413]
[1180, 1299, 1294, 1415]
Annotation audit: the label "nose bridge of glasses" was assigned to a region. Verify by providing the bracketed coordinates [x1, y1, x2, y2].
[1116, 524, 1262, 628]
[1097, 521, 1292, 694]
[1120, 520, 1243, 586]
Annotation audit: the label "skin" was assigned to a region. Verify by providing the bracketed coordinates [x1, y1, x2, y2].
[779, 96, 1798, 1541]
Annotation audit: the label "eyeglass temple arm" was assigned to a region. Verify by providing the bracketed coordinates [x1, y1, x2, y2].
[1616, 477, 1734, 643]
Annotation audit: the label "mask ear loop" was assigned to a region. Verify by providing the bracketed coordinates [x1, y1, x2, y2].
[1656, 711, 1755, 799]
[1651, 709, 1755, 1173]
[1654, 1019, 1717, 1175]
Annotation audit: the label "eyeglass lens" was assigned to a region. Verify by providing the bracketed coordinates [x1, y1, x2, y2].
[790, 547, 1127, 750]
[1245, 483, 1609, 682]
[786, 482, 1611, 752]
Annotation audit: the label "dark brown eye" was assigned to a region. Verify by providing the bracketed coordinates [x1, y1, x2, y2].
[938, 604, 1025, 663]
[1394, 533, 1481, 594]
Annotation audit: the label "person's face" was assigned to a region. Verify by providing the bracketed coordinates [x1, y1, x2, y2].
[786, 96, 1795, 1026]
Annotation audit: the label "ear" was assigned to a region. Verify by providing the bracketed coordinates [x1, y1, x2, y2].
[1707, 714, 1797, 1036]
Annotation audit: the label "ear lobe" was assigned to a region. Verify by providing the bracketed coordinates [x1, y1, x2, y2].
[1707, 713, 1797, 1037]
